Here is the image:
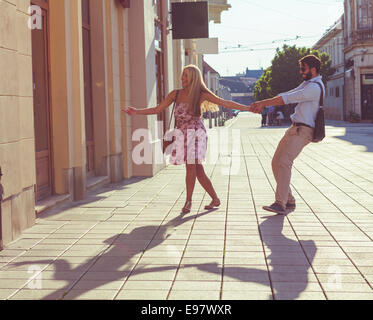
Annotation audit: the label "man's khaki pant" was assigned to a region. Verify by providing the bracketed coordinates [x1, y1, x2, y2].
[272, 125, 314, 208]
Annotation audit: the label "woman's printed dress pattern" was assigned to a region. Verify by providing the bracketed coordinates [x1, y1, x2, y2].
[168, 102, 208, 165]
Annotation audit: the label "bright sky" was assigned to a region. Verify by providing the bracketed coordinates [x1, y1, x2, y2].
[204, 0, 344, 76]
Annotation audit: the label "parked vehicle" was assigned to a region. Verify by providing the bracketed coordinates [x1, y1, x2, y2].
[232, 110, 240, 117]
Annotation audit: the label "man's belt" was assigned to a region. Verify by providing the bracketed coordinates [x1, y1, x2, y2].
[293, 122, 313, 129]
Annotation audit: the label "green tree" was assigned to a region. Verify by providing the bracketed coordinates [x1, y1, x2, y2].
[253, 67, 272, 101]
[254, 45, 334, 101]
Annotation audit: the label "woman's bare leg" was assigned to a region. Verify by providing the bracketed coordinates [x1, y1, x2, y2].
[185, 164, 197, 201]
[196, 164, 218, 200]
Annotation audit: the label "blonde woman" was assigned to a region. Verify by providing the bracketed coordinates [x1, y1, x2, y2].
[122, 65, 249, 214]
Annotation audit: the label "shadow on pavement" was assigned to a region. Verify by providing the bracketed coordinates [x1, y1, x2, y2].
[333, 128, 373, 153]
[10, 213, 317, 300]
[193, 215, 317, 300]
[9, 207, 217, 300]
[325, 120, 373, 153]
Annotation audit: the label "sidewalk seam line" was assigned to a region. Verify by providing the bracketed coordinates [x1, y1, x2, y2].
[243, 132, 276, 300]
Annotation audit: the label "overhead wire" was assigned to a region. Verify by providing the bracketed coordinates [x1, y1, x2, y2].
[220, 35, 320, 49]
[237, 0, 315, 24]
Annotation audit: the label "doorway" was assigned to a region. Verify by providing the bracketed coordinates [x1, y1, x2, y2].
[361, 74, 373, 121]
[31, 0, 53, 201]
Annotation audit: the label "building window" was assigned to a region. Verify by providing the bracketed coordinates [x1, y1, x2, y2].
[357, 0, 373, 29]
[330, 88, 334, 97]
[336, 86, 340, 98]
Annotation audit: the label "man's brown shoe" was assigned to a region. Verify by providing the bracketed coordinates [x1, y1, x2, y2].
[286, 201, 296, 210]
[263, 202, 286, 215]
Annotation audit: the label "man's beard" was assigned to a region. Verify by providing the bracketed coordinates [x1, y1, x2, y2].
[303, 72, 312, 81]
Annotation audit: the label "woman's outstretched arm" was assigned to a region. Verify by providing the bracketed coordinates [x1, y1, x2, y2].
[122, 90, 178, 116]
[201, 91, 250, 111]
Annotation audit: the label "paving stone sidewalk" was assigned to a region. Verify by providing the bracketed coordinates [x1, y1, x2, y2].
[1, 113, 373, 300]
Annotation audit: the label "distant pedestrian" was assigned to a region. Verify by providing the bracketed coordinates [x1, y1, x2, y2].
[276, 110, 284, 126]
[123, 65, 249, 214]
[249, 55, 325, 214]
[268, 105, 275, 126]
[261, 107, 268, 127]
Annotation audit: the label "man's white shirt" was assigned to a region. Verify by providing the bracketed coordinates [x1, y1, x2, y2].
[279, 75, 325, 128]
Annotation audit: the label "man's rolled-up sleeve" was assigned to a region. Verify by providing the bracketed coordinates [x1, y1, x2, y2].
[279, 83, 320, 104]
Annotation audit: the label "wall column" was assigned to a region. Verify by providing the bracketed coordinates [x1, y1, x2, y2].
[49, 0, 86, 200]
[117, 6, 131, 179]
[128, 0, 159, 177]
[104, 0, 124, 183]
[90, 0, 110, 178]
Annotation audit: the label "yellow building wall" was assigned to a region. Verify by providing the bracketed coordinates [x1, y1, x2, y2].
[0, 0, 182, 248]
[0, 0, 36, 247]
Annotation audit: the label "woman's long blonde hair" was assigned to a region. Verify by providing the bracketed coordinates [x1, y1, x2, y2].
[182, 65, 214, 116]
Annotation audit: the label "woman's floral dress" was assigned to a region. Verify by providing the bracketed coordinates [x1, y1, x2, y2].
[167, 102, 208, 165]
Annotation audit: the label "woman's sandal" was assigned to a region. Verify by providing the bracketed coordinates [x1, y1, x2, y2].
[182, 200, 192, 214]
[204, 198, 221, 210]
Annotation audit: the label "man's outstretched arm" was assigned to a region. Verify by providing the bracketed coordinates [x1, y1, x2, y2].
[249, 96, 285, 114]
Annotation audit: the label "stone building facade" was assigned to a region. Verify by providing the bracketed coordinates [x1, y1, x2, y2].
[344, 0, 373, 122]
[0, 0, 230, 248]
[313, 16, 345, 120]
[0, 0, 176, 248]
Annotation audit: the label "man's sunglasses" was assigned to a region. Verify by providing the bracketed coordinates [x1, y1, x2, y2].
[300, 66, 307, 72]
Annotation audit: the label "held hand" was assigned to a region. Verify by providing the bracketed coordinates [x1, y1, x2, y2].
[249, 101, 264, 114]
[122, 107, 137, 116]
